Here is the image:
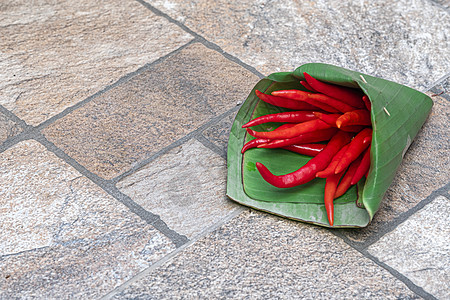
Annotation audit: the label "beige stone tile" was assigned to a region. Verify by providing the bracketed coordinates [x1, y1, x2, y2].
[43, 43, 258, 179]
[113, 211, 418, 299]
[149, 0, 449, 90]
[0, 110, 22, 144]
[0, 140, 175, 298]
[117, 139, 237, 239]
[368, 196, 450, 299]
[0, 0, 193, 125]
[341, 94, 449, 242]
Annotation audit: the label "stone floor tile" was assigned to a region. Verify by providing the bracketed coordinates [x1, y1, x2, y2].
[150, 0, 449, 90]
[43, 43, 259, 179]
[113, 211, 418, 299]
[117, 139, 237, 239]
[0, 140, 175, 299]
[0, 0, 193, 125]
[0, 110, 22, 144]
[432, 0, 450, 9]
[339, 93, 449, 242]
[367, 196, 450, 299]
[433, 76, 450, 94]
[201, 111, 238, 154]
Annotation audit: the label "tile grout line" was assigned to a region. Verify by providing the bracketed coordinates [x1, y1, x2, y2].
[195, 134, 227, 160]
[133, 0, 265, 80]
[110, 105, 240, 184]
[341, 182, 449, 251]
[100, 206, 247, 300]
[332, 225, 440, 299]
[0, 103, 29, 129]
[357, 248, 438, 300]
[1, 127, 189, 248]
[34, 39, 198, 131]
[425, 0, 450, 12]
[322, 73, 450, 299]
[430, 85, 450, 102]
[1, 2, 448, 294]
[35, 133, 189, 247]
[422, 71, 450, 92]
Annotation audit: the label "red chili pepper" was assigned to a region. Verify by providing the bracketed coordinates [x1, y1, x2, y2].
[272, 89, 357, 113]
[255, 131, 353, 188]
[307, 93, 357, 113]
[247, 119, 331, 139]
[362, 95, 371, 111]
[335, 109, 371, 128]
[255, 90, 319, 110]
[339, 125, 367, 132]
[241, 138, 271, 153]
[242, 111, 317, 128]
[313, 112, 367, 132]
[316, 144, 350, 178]
[281, 143, 325, 157]
[303, 72, 365, 108]
[241, 123, 300, 153]
[271, 90, 341, 113]
[351, 146, 371, 185]
[312, 112, 342, 127]
[300, 80, 316, 92]
[334, 155, 363, 198]
[274, 123, 297, 131]
[334, 128, 372, 174]
[324, 171, 345, 226]
[258, 128, 337, 148]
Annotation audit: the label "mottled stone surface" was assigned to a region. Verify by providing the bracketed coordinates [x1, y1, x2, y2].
[150, 0, 449, 90]
[0, 110, 22, 144]
[0, 0, 193, 125]
[201, 111, 238, 154]
[113, 211, 417, 299]
[43, 43, 259, 179]
[340, 94, 450, 242]
[0, 141, 175, 298]
[368, 196, 450, 299]
[432, 0, 450, 9]
[117, 139, 237, 238]
[433, 76, 450, 94]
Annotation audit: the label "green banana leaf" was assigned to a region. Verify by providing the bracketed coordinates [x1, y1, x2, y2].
[226, 63, 433, 228]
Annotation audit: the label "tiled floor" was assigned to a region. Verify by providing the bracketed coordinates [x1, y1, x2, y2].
[0, 1, 449, 299]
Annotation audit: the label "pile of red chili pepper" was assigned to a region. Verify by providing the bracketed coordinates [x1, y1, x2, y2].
[241, 72, 372, 226]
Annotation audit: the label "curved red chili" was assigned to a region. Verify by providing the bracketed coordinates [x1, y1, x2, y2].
[281, 144, 325, 157]
[334, 155, 363, 198]
[241, 138, 271, 153]
[303, 72, 365, 108]
[271, 90, 341, 113]
[362, 95, 371, 111]
[324, 171, 345, 226]
[339, 125, 367, 132]
[316, 144, 350, 178]
[258, 128, 337, 148]
[255, 90, 319, 110]
[300, 80, 316, 92]
[255, 131, 353, 188]
[312, 112, 343, 126]
[242, 111, 317, 128]
[334, 128, 372, 174]
[335, 109, 372, 128]
[247, 119, 331, 139]
[351, 146, 371, 185]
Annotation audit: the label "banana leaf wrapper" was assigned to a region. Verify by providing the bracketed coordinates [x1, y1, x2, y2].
[226, 63, 433, 228]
